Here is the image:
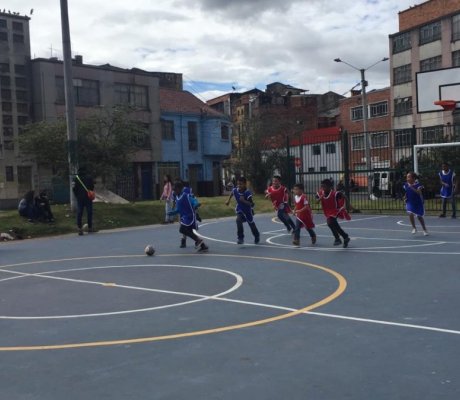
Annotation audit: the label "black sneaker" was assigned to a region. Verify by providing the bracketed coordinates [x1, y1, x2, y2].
[254, 235, 260, 244]
[180, 238, 186, 248]
[333, 239, 342, 246]
[439, 213, 446, 218]
[237, 238, 244, 245]
[343, 236, 350, 248]
[194, 239, 203, 249]
[78, 229, 83, 236]
[197, 243, 209, 253]
[452, 215, 457, 219]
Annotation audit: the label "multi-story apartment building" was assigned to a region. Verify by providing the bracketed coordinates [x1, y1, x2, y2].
[389, 0, 460, 142]
[0, 11, 31, 207]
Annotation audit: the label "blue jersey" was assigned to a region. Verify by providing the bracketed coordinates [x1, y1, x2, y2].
[439, 169, 455, 198]
[404, 181, 425, 217]
[232, 187, 255, 223]
[171, 189, 199, 227]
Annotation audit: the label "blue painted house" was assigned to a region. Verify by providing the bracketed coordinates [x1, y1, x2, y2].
[159, 88, 232, 196]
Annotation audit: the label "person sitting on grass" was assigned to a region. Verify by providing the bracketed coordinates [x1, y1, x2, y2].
[35, 190, 55, 223]
[18, 190, 38, 222]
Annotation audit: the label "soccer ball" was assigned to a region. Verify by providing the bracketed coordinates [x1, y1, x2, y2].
[144, 244, 155, 256]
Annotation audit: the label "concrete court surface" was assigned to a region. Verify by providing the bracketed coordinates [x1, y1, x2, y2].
[0, 213, 459, 400]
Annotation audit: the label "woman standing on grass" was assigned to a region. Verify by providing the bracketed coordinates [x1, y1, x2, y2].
[404, 172, 428, 236]
[160, 175, 174, 224]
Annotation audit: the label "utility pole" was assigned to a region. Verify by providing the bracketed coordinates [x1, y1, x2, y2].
[60, 0, 78, 211]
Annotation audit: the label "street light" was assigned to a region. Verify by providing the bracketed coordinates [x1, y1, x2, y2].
[334, 57, 389, 198]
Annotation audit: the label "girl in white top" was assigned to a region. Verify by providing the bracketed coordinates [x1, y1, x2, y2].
[160, 175, 174, 223]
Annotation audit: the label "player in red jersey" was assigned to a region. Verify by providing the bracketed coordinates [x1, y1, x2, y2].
[265, 175, 295, 232]
[316, 178, 350, 248]
[292, 183, 316, 246]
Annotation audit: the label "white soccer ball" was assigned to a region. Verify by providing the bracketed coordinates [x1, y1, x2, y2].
[83, 223, 89, 231]
[144, 244, 155, 256]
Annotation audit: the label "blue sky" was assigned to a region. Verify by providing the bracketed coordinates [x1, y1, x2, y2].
[7, 0, 420, 100]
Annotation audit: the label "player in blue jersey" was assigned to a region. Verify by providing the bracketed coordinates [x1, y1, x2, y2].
[403, 172, 428, 236]
[225, 176, 260, 244]
[169, 180, 208, 252]
[438, 162, 457, 219]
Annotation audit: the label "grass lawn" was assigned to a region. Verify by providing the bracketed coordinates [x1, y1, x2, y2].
[0, 195, 276, 240]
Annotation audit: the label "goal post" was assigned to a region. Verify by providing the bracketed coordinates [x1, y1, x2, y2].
[414, 142, 460, 174]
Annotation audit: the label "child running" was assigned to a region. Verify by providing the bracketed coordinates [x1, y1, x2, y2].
[292, 183, 316, 246]
[225, 176, 260, 244]
[265, 175, 295, 233]
[403, 172, 428, 236]
[175, 181, 201, 248]
[168, 180, 209, 252]
[316, 178, 351, 248]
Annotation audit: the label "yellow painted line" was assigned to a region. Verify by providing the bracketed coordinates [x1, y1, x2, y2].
[0, 254, 346, 351]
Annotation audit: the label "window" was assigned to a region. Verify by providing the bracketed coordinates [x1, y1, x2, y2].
[161, 119, 175, 140]
[352, 135, 365, 150]
[320, 166, 327, 172]
[393, 32, 411, 53]
[4, 141, 14, 151]
[12, 21, 23, 31]
[453, 14, 460, 41]
[56, 77, 100, 106]
[17, 103, 28, 113]
[114, 83, 148, 108]
[13, 34, 24, 43]
[5, 166, 14, 181]
[133, 127, 151, 149]
[0, 32, 7, 41]
[394, 129, 414, 148]
[453, 50, 460, 67]
[308, 167, 315, 172]
[14, 64, 25, 75]
[0, 19, 6, 28]
[1, 76, 10, 86]
[17, 116, 28, 125]
[2, 102, 12, 112]
[188, 121, 198, 151]
[419, 21, 441, 45]
[370, 101, 388, 117]
[15, 77, 27, 88]
[3, 126, 13, 136]
[393, 64, 411, 85]
[16, 90, 27, 101]
[312, 144, 321, 155]
[1, 89, 11, 100]
[420, 56, 442, 72]
[371, 132, 389, 148]
[2, 115, 12, 125]
[325, 143, 336, 154]
[221, 124, 229, 140]
[0, 63, 9, 73]
[351, 106, 363, 121]
[394, 97, 412, 116]
[422, 126, 444, 143]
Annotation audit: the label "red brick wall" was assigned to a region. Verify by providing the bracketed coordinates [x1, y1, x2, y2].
[399, 0, 460, 31]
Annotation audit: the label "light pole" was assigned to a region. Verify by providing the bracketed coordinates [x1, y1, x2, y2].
[334, 57, 389, 198]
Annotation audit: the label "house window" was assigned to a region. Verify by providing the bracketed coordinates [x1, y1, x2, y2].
[17, 103, 28, 113]
[1, 76, 10, 86]
[161, 119, 175, 140]
[13, 34, 24, 43]
[312, 145, 321, 155]
[1, 89, 11, 100]
[133, 126, 151, 149]
[454, 14, 460, 41]
[371, 131, 389, 148]
[325, 143, 336, 154]
[370, 101, 388, 117]
[188, 121, 198, 151]
[453, 50, 460, 67]
[393, 64, 411, 85]
[12, 21, 23, 31]
[17, 116, 28, 125]
[394, 129, 414, 148]
[320, 166, 327, 172]
[393, 32, 411, 53]
[3, 126, 13, 136]
[0, 32, 7, 41]
[420, 56, 442, 72]
[0, 19, 6, 28]
[56, 77, 100, 106]
[14, 64, 25, 75]
[394, 97, 412, 116]
[351, 106, 363, 121]
[352, 135, 365, 150]
[221, 124, 229, 140]
[5, 166, 14, 181]
[2, 115, 12, 125]
[4, 141, 14, 151]
[0, 63, 9, 73]
[114, 83, 148, 109]
[422, 126, 444, 144]
[15, 77, 27, 88]
[2, 102, 12, 112]
[419, 21, 441, 45]
[16, 90, 27, 101]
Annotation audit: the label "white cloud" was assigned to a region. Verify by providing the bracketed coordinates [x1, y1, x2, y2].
[8, 0, 418, 99]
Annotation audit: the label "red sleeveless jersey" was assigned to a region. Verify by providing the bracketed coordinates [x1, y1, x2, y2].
[318, 189, 351, 220]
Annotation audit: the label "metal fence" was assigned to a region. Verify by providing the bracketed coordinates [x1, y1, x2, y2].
[289, 124, 460, 212]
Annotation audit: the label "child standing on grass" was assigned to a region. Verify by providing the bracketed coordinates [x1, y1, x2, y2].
[225, 176, 260, 245]
[168, 180, 208, 253]
[404, 172, 429, 236]
[292, 183, 316, 246]
[265, 175, 296, 233]
[316, 179, 351, 248]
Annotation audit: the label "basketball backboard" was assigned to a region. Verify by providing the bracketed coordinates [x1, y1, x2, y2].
[416, 66, 460, 112]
